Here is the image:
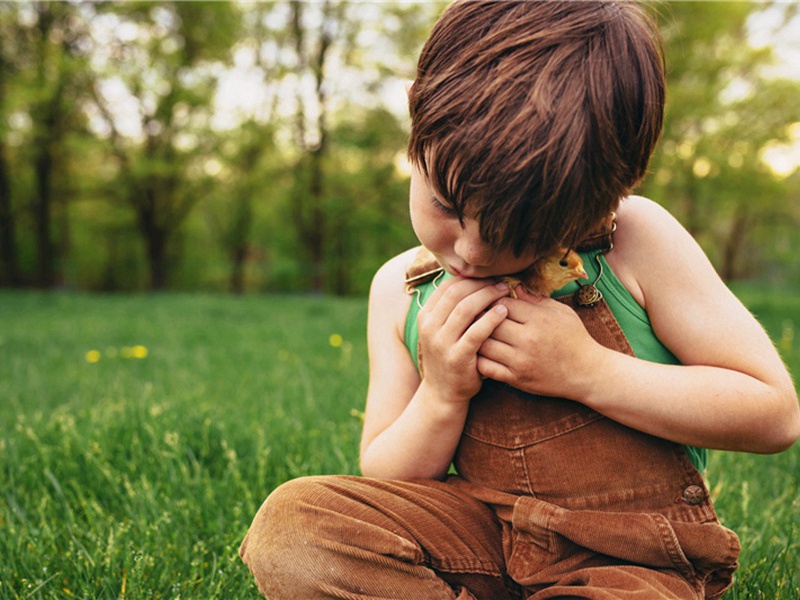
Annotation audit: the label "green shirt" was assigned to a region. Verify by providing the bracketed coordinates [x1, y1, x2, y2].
[403, 249, 707, 472]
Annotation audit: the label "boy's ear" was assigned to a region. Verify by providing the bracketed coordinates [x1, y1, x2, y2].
[404, 80, 414, 97]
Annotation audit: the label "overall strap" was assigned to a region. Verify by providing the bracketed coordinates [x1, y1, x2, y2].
[404, 247, 443, 293]
[575, 212, 617, 253]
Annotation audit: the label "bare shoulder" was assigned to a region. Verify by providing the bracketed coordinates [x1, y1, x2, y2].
[368, 246, 423, 340]
[370, 246, 421, 296]
[614, 195, 688, 245]
[610, 195, 766, 363]
[607, 195, 718, 310]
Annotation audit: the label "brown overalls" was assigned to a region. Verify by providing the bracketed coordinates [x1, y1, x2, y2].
[239, 245, 740, 599]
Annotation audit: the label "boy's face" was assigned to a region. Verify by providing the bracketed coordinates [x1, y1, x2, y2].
[409, 165, 537, 279]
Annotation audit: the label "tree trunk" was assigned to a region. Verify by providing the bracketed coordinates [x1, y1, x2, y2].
[229, 245, 247, 294]
[137, 186, 169, 291]
[721, 205, 750, 282]
[33, 138, 56, 288]
[32, 4, 65, 289]
[146, 229, 168, 291]
[288, 0, 335, 293]
[0, 140, 20, 286]
[0, 47, 20, 286]
[682, 171, 702, 239]
[307, 145, 326, 292]
[306, 3, 333, 293]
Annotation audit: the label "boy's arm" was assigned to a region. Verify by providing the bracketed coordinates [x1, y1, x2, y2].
[359, 249, 509, 480]
[478, 196, 800, 454]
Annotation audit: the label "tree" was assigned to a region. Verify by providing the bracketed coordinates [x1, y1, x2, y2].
[256, 1, 436, 293]
[642, 2, 800, 281]
[0, 5, 20, 286]
[0, 2, 92, 288]
[200, 3, 286, 294]
[325, 106, 413, 294]
[89, 2, 239, 290]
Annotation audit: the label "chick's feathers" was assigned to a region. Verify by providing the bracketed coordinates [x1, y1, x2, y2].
[501, 249, 587, 298]
[405, 246, 587, 299]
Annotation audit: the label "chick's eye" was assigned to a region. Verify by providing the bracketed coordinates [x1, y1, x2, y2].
[559, 260, 568, 267]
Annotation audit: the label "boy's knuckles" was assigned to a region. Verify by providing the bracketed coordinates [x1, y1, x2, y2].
[442, 282, 466, 300]
[451, 302, 476, 321]
[462, 327, 484, 347]
[416, 314, 432, 333]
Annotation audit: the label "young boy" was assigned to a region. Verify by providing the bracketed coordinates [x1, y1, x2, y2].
[240, 2, 800, 598]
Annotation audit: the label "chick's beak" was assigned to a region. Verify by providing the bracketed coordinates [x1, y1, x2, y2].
[576, 267, 588, 280]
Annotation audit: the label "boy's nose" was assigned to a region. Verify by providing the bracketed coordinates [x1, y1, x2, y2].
[454, 221, 494, 267]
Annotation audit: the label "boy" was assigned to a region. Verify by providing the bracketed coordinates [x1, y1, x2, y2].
[240, 2, 800, 598]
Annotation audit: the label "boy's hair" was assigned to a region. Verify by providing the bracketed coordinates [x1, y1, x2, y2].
[408, 0, 665, 258]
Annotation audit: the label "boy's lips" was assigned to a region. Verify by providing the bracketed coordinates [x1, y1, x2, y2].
[448, 264, 492, 279]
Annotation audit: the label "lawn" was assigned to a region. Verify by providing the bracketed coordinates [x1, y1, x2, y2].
[0, 287, 798, 599]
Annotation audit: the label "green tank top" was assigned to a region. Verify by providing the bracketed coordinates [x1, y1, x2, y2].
[403, 249, 708, 472]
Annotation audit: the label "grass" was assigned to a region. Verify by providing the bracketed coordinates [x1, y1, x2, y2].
[1, 287, 798, 599]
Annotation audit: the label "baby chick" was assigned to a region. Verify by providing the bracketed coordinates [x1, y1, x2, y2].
[501, 249, 588, 298]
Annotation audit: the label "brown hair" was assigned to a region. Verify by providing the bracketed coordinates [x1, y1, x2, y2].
[408, 0, 665, 257]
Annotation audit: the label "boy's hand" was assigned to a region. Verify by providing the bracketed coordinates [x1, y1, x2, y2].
[477, 288, 602, 400]
[417, 277, 510, 405]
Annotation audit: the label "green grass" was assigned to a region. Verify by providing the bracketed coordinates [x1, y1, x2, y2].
[1, 292, 367, 599]
[1, 287, 798, 598]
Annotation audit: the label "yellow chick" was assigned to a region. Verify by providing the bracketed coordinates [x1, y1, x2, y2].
[501, 249, 588, 298]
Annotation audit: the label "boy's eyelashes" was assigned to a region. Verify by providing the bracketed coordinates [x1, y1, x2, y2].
[431, 198, 458, 216]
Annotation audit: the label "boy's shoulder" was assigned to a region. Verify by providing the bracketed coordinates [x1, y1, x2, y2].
[371, 247, 425, 295]
[368, 247, 424, 335]
[611, 195, 703, 310]
[617, 195, 677, 231]
[614, 195, 691, 259]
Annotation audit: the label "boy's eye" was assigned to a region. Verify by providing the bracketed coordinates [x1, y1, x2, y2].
[432, 198, 457, 216]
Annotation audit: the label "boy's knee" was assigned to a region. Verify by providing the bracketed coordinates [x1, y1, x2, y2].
[238, 476, 352, 595]
[240, 475, 333, 558]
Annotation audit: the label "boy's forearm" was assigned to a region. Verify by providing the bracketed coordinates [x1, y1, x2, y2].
[360, 380, 469, 481]
[578, 348, 800, 454]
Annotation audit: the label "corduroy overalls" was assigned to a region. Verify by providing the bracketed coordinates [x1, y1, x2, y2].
[240, 248, 740, 600]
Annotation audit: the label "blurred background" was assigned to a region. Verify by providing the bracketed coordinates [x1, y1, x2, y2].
[0, 0, 798, 296]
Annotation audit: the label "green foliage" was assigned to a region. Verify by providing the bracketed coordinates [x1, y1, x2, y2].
[641, 2, 800, 283]
[1, 2, 799, 293]
[1, 289, 799, 597]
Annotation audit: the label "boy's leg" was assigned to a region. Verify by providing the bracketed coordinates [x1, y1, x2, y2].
[507, 497, 737, 600]
[239, 475, 519, 600]
[527, 566, 699, 600]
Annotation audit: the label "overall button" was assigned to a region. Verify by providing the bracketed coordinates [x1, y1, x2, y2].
[682, 485, 705, 505]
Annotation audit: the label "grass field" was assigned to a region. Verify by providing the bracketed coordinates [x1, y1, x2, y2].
[1, 287, 798, 599]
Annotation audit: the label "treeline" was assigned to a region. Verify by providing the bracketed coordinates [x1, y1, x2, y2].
[0, 2, 798, 295]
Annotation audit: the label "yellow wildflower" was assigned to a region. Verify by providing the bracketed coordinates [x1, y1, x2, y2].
[85, 350, 101, 363]
[329, 333, 343, 348]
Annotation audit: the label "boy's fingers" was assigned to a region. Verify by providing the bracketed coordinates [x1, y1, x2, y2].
[492, 297, 536, 324]
[460, 303, 508, 350]
[484, 315, 524, 345]
[476, 354, 513, 383]
[477, 336, 514, 363]
[425, 278, 507, 327]
[442, 282, 511, 337]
